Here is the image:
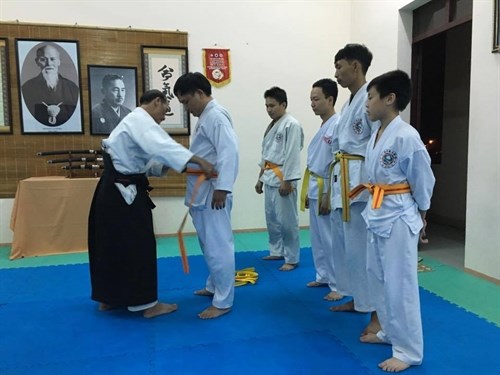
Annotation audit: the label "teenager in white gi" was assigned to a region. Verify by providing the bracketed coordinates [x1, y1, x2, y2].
[355, 70, 434, 373]
[255, 87, 304, 271]
[89, 90, 214, 319]
[301, 79, 342, 300]
[330, 44, 378, 334]
[174, 73, 239, 319]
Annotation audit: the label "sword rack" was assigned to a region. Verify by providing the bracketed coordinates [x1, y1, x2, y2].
[37, 149, 104, 178]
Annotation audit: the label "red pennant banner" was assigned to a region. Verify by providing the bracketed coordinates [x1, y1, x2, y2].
[203, 48, 231, 87]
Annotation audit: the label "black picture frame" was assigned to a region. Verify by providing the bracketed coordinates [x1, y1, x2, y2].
[142, 46, 190, 135]
[88, 65, 138, 135]
[494, 0, 500, 52]
[15, 39, 83, 134]
[0, 38, 12, 134]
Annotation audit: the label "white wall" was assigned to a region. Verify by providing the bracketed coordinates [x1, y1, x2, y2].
[2, 0, 499, 280]
[465, 0, 500, 279]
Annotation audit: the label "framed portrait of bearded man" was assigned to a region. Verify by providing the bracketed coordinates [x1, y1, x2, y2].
[15, 39, 83, 134]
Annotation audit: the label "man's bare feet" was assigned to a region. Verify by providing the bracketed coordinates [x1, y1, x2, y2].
[143, 302, 178, 318]
[194, 288, 215, 297]
[378, 357, 411, 372]
[198, 305, 231, 319]
[361, 311, 381, 336]
[329, 299, 355, 312]
[98, 303, 115, 311]
[306, 281, 328, 288]
[324, 291, 343, 301]
[279, 263, 298, 271]
[359, 332, 386, 344]
[262, 255, 285, 260]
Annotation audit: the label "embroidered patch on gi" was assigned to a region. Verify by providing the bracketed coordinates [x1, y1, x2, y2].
[352, 118, 363, 134]
[380, 149, 398, 168]
[275, 132, 283, 143]
[322, 135, 332, 144]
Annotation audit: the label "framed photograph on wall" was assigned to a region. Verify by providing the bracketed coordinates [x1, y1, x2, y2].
[15, 39, 83, 134]
[88, 65, 137, 135]
[0, 38, 12, 134]
[494, 0, 500, 52]
[142, 46, 190, 135]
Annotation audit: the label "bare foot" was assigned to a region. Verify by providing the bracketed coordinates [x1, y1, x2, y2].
[361, 311, 381, 336]
[306, 281, 328, 288]
[98, 303, 115, 311]
[378, 357, 410, 372]
[359, 332, 386, 344]
[329, 300, 355, 312]
[279, 263, 298, 271]
[262, 255, 285, 260]
[324, 291, 343, 301]
[198, 305, 231, 319]
[194, 288, 215, 297]
[143, 302, 178, 318]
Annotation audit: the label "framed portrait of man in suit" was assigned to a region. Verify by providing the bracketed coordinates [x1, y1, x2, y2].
[16, 39, 83, 134]
[88, 65, 137, 135]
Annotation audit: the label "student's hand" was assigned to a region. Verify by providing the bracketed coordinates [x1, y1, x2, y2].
[304, 196, 309, 209]
[318, 194, 331, 216]
[255, 180, 263, 194]
[279, 181, 293, 196]
[212, 190, 228, 210]
[419, 218, 429, 244]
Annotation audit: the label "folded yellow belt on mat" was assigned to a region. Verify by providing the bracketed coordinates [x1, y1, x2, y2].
[235, 267, 259, 287]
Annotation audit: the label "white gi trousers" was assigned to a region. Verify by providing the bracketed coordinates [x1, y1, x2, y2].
[264, 184, 300, 264]
[344, 202, 373, 312]
[190, 195, 235, 309]
[367, 218, 423, 365]
[330, 208, 350, 296]
[309, 198, 337, 291]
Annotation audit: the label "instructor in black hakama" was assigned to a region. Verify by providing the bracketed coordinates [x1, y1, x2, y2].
[88, 89, 213, 318]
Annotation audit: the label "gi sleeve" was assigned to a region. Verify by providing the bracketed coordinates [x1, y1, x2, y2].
[401, 148, 435, 211]
[282, 122, 303, 181]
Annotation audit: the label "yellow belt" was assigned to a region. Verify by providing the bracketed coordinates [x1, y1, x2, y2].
[332, 152, 365, 222]
[264, 161, 283, 182]
[349, 183, 411, 209]
[300, 168, 326, 213]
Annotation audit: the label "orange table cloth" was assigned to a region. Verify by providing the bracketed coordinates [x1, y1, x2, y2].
[10, 176, 99, 260]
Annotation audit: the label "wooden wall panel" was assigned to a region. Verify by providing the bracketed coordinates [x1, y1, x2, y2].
[0, 22, 189, 198]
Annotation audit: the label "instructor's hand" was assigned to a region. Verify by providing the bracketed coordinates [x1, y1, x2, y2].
[190, 156, 215, 179]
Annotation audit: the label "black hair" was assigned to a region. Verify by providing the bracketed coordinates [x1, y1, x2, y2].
[312, 78, 338, 105]
[173, 72, 212, 96]
[102, 74, 124, 89]
[264, 86, 287, 108]
[139, 89, 167, 105]
[334, 43, 373, 75]
[367, 70, 412, 111]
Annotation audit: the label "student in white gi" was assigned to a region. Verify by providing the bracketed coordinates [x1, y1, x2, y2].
[356, 70, 435, 373]
[329, 44, 379, 335]
[255, 87, 304, 271]
[300, 79, 342, 300]
[174, 73, 239, 319]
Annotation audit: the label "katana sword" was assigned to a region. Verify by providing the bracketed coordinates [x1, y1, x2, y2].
[37, 149, 102, 156]
[61, 165, 104, 170]
[47, 157, 103, 164]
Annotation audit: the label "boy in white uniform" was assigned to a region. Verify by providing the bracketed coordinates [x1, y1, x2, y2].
[174, 73, 239, 319]
[255, 87, 304, 271]
[301, 78, 342, 300]
[355, 70, 435, 372]
[330, 44, 378, 335]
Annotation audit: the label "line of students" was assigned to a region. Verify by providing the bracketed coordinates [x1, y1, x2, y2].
[293, 44, 434, 373]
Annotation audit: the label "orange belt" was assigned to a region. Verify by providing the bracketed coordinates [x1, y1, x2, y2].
[177, 168, 217, 273]
[332, 152, 365, 222]
[348, 183, 411, 209]
[264, 161, 283, 182]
